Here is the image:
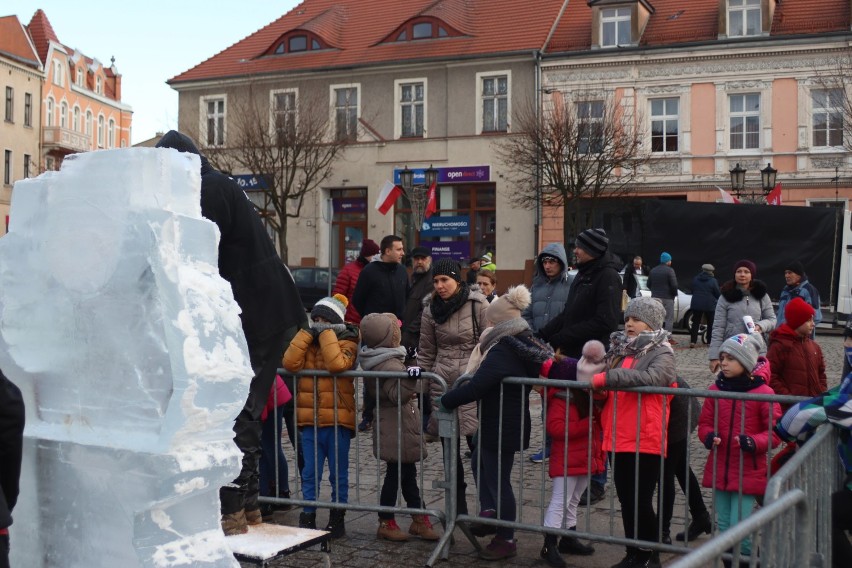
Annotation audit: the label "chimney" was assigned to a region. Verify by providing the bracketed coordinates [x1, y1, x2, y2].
[113, 73, 121, 101]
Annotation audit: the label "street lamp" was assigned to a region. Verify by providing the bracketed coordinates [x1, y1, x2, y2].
[399, 164, 439, 231]
[728, 162, 777, 203]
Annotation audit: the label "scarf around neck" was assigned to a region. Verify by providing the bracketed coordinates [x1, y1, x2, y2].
[430, 284, 470, 324]
[358, 345, 406, 371]
[605, 328, 671, 366]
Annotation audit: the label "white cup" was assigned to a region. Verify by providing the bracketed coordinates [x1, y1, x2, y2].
[743, 315, 755, 334]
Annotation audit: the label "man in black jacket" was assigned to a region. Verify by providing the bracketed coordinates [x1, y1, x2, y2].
[352, 235, 409, 430]
[1, 369, 24, 568]
[156, 131, 308, 535]
[402, 246, 433, 359]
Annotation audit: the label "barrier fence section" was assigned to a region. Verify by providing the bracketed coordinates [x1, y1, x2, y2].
[260, 369, 808, 566]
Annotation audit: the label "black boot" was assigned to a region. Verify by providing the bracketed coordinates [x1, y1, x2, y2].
[558, 526, 595, 556]
[540, 534, 566, 568]
[325, 509, 346, 539]
[676, 511, 712, 541]
[299, 511, 316, 529]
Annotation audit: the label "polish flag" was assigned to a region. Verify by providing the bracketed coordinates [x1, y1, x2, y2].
[375, 180, 402, 215]
[424, 181, 438, 219]
[766, 182, 782, 206]
[716, 186, 740, 204]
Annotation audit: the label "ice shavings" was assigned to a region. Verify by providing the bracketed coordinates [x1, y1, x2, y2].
[151, 529, 236, 567]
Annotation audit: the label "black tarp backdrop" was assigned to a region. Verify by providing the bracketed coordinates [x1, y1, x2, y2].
[580, 199, 840, 303]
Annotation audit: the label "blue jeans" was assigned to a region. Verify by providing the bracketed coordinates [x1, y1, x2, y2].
[300, 425, 351, 513]
[259, 406, 290, 496]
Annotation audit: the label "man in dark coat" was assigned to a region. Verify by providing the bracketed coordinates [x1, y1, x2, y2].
[623, 255, 649, 299]
[402, 246, 433, 358]
[156, 131, 308, 535]
[1, 369, 25, 567]
[648, 252, 679, 333]
[539, 227, 621, 505]
[689, 264, 721, 347]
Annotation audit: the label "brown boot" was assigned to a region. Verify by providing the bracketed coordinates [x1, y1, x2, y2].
[408, 514, 440, 541]
[221, 509, 248, 536]
[244, 508, 263, 526]
[377, 519, 409, 541]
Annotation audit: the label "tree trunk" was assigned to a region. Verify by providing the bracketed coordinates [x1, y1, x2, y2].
[277, 222, 289, 265]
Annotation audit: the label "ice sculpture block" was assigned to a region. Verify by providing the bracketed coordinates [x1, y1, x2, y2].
[0, 148, 253, 567]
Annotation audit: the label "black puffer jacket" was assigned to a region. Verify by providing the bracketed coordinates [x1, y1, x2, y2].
[155, 130, 307, 345]
[540, 252, 622, 358]
[402, 268, 433, 349]
[352, 261, 409, 321]
[0, 370, 24, 530]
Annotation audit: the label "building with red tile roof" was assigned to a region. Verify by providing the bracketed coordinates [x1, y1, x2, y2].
[0, 14, 42, 235]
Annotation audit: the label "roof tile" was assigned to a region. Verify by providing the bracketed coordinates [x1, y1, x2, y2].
[0, 15, 40, 68]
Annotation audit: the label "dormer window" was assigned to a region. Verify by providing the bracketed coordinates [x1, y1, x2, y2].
[268, 31, 327, 55]
[385, 17, 460, 43]
[728, 0, 761, 37]
[601, 7, 631, 47]
[589, 1, 653, 50]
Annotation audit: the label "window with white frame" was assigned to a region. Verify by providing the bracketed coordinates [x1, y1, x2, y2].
[728, 0, 761, 37]
[601, 7, 631, 47]
[96, 76, 102, 95]
[729, 93, 760, 150]
[203, 97, 226, 146]
[333, 86, 358, 142]
[73, 105, 80, 131]
[651, 98, 679, 152]
[24, 93, 31, 127]
[76, 68, 84, 87]
[46, 97, 54, 126]
[97, 114, 105, 147]
[108, 119, 115, 148]
[812, 88, 843, 148]
[5, 87, 12, 122]
[577, 100, 605, 154]
[4, 150, 11, 185]
[271, 90, 297, 143]
[85, 110, 92, 138]
[481, 74, 508, 133]
[53, 60, 64, 86]
[60, 101, 68, 128]
[399, 81, 424, 137]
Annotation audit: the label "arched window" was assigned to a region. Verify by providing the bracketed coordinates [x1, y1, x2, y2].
[73, 105, 80, 131]
[46, 97, 54, 126]
[108, 119, 115, 148]
[387, 17, 458, 43]
[85, 110, 93, 138]
[97, 115, 105, 147]
[60, 101, 68, 128]
[267, 30, 327, 55]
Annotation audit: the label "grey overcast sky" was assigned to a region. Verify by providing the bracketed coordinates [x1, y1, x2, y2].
[11, 1, 300, 144]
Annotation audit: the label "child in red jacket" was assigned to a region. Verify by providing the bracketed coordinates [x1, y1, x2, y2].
[767, 297, 827, 407]
[539, 340, 606, 568]
[699, 333, 781, 563]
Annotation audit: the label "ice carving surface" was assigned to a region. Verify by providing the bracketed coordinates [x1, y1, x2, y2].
[0, 148, 254, 567]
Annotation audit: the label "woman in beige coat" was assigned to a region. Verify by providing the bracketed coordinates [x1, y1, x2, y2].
[418, 259, 488, 516]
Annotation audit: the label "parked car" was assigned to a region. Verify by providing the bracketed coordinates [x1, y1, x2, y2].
[290, 266, 340, 311]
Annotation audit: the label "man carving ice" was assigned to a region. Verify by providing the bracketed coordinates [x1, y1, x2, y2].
[157, 131, 308, 535]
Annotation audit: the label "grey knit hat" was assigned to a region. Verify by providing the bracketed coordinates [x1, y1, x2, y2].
[720, 333, 765, 372]
[575, 228, 609, 257]
[701, 263, 715, 275]
[624, 296, 666, 330]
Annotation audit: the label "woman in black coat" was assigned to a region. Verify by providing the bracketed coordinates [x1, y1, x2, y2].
[689, 264, 721, 346]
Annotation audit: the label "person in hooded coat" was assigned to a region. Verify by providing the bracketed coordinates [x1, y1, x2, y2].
[0, 369, 24, 568]
[155, 131, 308, 535]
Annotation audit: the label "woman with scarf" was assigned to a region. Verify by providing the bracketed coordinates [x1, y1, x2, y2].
[438, 285, 554, 560]
[590, 297, 677, 568]
[418, 258, 489, 520]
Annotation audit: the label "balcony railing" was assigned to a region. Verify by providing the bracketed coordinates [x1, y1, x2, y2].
[42, 126, 91, 153]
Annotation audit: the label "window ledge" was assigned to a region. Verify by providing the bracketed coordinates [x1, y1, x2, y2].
[479, 130, 508, 136]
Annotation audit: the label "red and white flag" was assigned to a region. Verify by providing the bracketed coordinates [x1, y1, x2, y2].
[375, 180, 402, 215]
[424, 181, 437, 219]
[766, 182, 782, 206]
[716, 186, 740, 204]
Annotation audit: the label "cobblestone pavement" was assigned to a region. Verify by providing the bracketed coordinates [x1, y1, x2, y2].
[242, 331, 845, 568]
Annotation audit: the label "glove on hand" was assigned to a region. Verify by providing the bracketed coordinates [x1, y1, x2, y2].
[407, 366, 422, 378]
[738, 434, 757, 453]
[405, 346, 418, 360]
[703, 432, 718, 450]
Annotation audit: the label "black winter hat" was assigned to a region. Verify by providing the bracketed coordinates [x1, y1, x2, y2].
[785, 260, 806, 277]
[432, 258, 462, 282]
[575, 228, 609, 257]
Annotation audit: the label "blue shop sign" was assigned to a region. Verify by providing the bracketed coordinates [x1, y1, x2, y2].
[393, 165, 490, 185]
[232, 174, 269, 190]
[420, 215, 470, 237]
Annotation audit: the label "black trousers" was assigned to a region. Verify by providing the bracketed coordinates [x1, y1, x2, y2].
[472, 446, 517, 540]
[614, 452, 661, 554]
[220, 329, 289, 515]
[689, 310, 714, 345]
[0, 534, 8, 568]
[379, 462, 422, 520]
[832, 488, 852, 568]
[659, 438, 708, 533]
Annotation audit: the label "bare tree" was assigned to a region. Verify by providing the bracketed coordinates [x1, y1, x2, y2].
[201, 84, 347, 264]
[495, 90, 651, 245]
[812, 54, 852, 154]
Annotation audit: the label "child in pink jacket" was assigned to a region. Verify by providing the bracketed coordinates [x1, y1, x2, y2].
[698, 333, 781, 561]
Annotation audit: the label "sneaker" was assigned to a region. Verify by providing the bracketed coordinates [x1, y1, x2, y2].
[529, 447, 550, 463]
[358, 417, 373, 432]
[221, 509, 248, 536]
[408, 514, 440, 541]
[377, 519, 409, 541]
[578, 481, 606, 506]
[469, 509, 497, 537]
[479, 536, 517, 561]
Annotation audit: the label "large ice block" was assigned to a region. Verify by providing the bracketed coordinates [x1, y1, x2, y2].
[0, 148, 254, 567]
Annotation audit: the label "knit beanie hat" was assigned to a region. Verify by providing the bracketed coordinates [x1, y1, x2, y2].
[720, 333, 765, 372]
[660, 252, 672, 263]
[432, 258, 462, 282]
[785, 260, 805, 277]
[359, 312, 400, 348]
[624, 296, 666, 330]
[785, 297, 815, 329]
[360, 239, 380, 258]
[734, 259, 757, 277]
[486, 285, 531, 324]
[575, 228, 609, 258]
[311, 293, 348, 324]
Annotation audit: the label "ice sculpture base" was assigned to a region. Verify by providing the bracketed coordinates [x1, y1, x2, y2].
[228, 523, 331, 566]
